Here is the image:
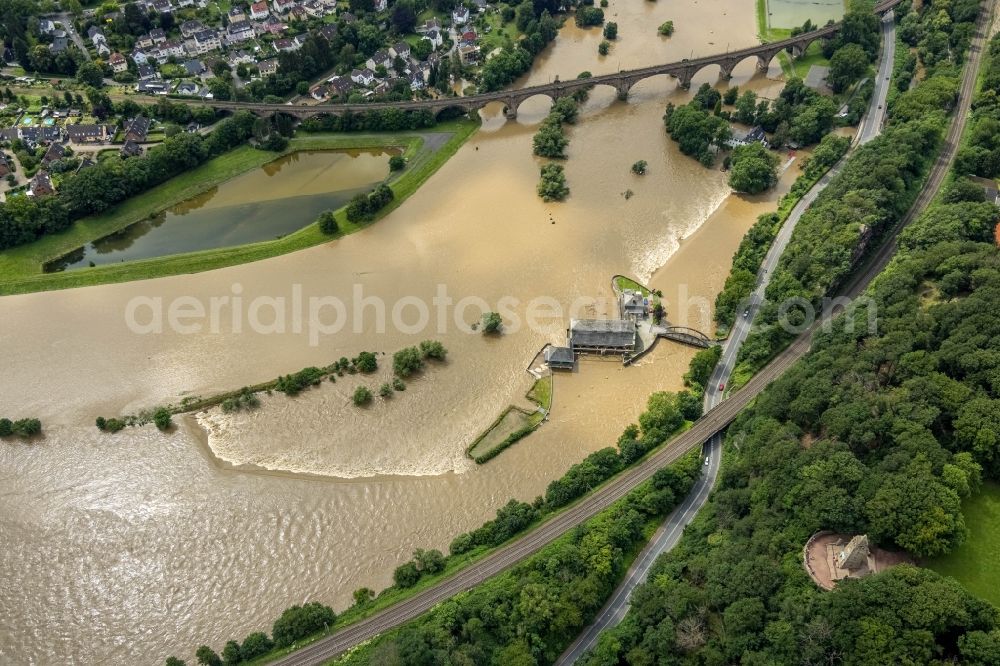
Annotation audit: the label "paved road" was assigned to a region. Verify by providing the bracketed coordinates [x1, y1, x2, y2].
[269, 3, 991, 663]
[556, 15, 901, 664]
[53, 13, 93, 63]
[857, 12, 896, 144]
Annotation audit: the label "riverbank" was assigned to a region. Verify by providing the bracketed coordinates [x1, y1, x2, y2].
[0, 119, 478, 295]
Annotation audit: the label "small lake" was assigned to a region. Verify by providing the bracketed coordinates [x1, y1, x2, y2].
[47, 149, 396, 271]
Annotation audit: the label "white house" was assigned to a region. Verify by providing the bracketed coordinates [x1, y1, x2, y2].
[250, 0, 270, 19]
[451, 6, 470, 25]
[109, 52, 128, 73]
[350, 68, 374, 85]
[422, 28, 442, 49]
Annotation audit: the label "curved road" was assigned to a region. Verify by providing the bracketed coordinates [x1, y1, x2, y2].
[557, 11, 899, 663]
[272, 2, 991, 663]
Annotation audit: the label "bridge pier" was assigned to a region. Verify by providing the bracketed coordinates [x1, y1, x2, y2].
[719, 60, 737, 80]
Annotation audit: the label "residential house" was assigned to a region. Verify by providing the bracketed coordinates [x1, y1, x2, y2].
[176, 0, 195, 7]
[28, 171, 55, 197]
[418, 17, 441, 33]
[366, 49, 392, 72]
[38, 19, 56, 35]
[258, 16, 287, 35]
[274, 38, 297, 52]
[95, 40, 112, 57]
[137, 63, 159, 80]
[131, 48, 149, 65]
[389, 42, 410, 60]
[151, 0, 173, 13]
[257, 58, 279, 76]
[136, 33, 154, 49]
[228, 5, 247, 22]
[458, 43, 478, 65]
[18, 126, 63, 145]
[288, 5, 308, 21]
[227, 50, 255, 66]
[109, 52, 128, 73]
[460, 30, 477, 46]
[176, 81, 199, 94]
[180, 20, 205, 37]
[340, 11, 356, 22]
[725, 125, 769, 149]
[327, 76, 352, 98]
[120, 139, 143, 158]
[309, 84, 329, 100]
[318, 24, 338, 42]
[303, 0, 325, 17]
[49, 37, 69, 53]
[422, 28, 443, 49]
[272, 0, 296, 13]
[293, 33, 309, 46]
[409, 72, 425, 91]
[227, 20, 255, 43]
[192, 29, 221, 54]
[473, 0, 487, 11]
[452, 6, 470, 25]
[250, 0, 270, 19]
[136, 80, 170, 94]
[183, 59, 206, 76]
[124, 116, 151, 142]
[350, 68, 374, 85]
[150, 28, 167, 43]
[41, 142, 65, 166]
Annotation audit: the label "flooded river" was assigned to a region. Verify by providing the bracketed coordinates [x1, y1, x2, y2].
[1, 0, 803, 662]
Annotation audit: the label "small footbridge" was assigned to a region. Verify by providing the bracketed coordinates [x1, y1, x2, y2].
[654, 325, 716, 349]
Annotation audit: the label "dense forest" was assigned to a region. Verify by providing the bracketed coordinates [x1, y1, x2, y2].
[576, 25, 1000, 666]
[735, 0, 983, 376]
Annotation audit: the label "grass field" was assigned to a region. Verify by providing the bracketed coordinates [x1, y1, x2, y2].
[927, 482, 1000, 607]
[0, 119, 478, 295]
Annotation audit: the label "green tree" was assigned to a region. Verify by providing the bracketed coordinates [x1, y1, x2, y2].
[393, 347, 424, 377]
[827, 43, 870, 93]
[271, 603, 336, 648]
[354, 351, 378, 373]
[352, 386, 373, 405]
[389, 154, 405, 171]
[153, 407, 172, 432]
[76, 61, 105, 88]
[481, 311, 503, 333]
[195, 646, 222, 666]
[393, 561, 421, 587]
[220, 640, 241, 666]
[239, 632, 273, 660]
[631, 160, 647, 175]
[728, 142, 779, 194]
[603, 22, 617, 40]
[658, 20, 674, 36]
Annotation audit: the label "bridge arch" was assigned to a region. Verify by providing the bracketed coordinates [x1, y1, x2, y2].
[511, 92, 556, 115]
[433, 103, 475, 120]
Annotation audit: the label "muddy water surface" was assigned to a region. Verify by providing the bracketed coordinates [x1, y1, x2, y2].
[0, 0, 802, 662]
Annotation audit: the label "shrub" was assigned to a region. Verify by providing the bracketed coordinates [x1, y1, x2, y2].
[393, 561, 421, 588]
[353, 351, 378, 373]
[631, 160, 647, 175]
[575, 5, 604, 27]
[353, 587, 375, 606]
[481, 311, 503, 334]
[379, 383, 393, 398]
[271, 602, 336, 648]
[598, 40, 610, 55]
[276, 367, 325, 395]
[352, 386, 373, 406]
[393, 347, 424, 377]
[0, 418, 12, 437]
[419, 340, 447, 359]
[393, 377, 406, 391]
[239, 632, 273, 660]
[318, 211, 338, 235]
[389, 154, 405, 171]
[658, 20, 674, 36]
[152, 407, 172, 432]
[603, 22, 617, 40]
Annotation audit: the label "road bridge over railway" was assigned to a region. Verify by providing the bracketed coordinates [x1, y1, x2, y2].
[174, 0, 903, 120]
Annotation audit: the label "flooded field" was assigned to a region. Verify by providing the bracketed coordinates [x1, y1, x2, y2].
[48, 149, 395, 271]
[0, 0, 804, 662]
[766, 0, 846, 29]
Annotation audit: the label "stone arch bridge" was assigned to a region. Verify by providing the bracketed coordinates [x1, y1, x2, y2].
[189, 0, 900, 120]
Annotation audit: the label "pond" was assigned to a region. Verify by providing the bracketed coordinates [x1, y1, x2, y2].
[47, 149, 396, 271]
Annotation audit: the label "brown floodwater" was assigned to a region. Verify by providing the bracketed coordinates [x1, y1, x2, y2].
[0, 1, 804, 662]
